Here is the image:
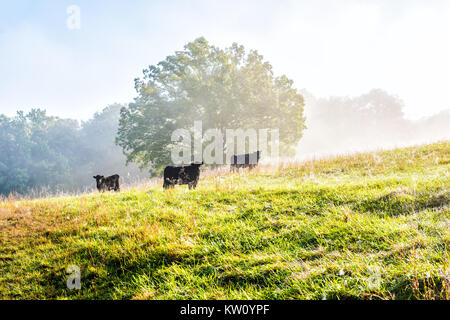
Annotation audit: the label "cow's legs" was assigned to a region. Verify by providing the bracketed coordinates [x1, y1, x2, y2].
[163, 179, 173, 189]
[164, 183, 175, 189]
[194, 178, 199, 189]
[188, 179, 198, 190]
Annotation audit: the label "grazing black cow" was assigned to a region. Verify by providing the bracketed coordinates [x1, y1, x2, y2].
[163, 162, 203, 189]
[93, 174, 120, 192]
[230, 151, 261, 172]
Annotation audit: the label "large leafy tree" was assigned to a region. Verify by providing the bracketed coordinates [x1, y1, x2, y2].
[117, 37, 306, 174]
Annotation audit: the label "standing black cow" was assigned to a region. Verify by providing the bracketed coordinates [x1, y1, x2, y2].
[93, 174, 120, 192]
[163, 163, 203, 189]
[230, 151, 261, 172]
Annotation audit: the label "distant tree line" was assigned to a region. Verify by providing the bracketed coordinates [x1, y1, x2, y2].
[0, 104, 148, 196]
[298, 89, 450, 157]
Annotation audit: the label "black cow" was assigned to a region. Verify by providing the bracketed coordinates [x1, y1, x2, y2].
[163, 162, 203, 189]
[230, 151, 261, 172]
[93, 174, 120, 192]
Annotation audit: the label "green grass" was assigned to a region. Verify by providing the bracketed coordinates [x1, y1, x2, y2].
[0, 142, 449, 300]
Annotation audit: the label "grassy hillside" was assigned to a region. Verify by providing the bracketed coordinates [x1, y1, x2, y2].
[0, 142, 449, 300]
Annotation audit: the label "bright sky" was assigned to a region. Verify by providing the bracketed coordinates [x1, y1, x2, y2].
[1, 0, 449, 120]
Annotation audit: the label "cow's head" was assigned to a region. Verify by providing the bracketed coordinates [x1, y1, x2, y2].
[93, 175, 105, 187]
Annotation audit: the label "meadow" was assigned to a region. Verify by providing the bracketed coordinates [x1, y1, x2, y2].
[0, 142, 448, 299]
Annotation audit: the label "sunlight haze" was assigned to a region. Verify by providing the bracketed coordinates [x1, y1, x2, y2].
[0, 0, 449, 120]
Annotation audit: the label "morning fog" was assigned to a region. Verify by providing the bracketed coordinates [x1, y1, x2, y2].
[170, 121, 279, 165]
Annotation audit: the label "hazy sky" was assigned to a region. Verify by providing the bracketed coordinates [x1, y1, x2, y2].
[1, 0, 449, 120]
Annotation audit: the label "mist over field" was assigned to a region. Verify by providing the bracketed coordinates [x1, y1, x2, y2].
[297, 90, 450, 160]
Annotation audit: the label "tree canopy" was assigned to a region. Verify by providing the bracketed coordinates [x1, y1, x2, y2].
[0, 109, 77, 195]
[117, 37, 306, 174]
[0, 105, 147, 196]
